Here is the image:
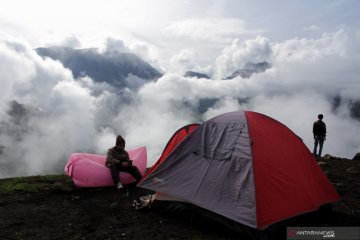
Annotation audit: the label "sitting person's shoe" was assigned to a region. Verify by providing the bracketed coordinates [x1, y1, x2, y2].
[117, 181, 123, 189]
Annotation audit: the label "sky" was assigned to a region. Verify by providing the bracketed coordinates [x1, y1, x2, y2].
[0, 0, 360, 177]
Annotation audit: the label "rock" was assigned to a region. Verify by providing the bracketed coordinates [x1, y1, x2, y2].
[333, 182, 344, 188]
[322, 154, 333, 161]
[109, 201, 119, 209]
[321, 154, 348, 161]
[346, 166, 360, 174]
[317, 162, 328, 166]
[332, 182, 344, 195]
[352, 153, 360, 161]
[51, 181, 74, 193]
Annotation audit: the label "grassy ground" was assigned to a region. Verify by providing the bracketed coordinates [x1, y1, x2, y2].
[0, 156, 359, 240]
[0, 175, 73, 194]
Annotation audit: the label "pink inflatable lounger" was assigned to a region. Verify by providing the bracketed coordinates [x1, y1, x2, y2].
[65, 146, 147, 187]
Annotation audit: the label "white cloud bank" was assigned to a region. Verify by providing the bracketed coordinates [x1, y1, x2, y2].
[165, 18, 249, 43]
[214, 36, 272, 79]
[0, 28, 360, 178]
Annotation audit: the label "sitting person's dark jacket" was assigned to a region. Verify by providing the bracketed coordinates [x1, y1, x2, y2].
[105, 135, 142, 189]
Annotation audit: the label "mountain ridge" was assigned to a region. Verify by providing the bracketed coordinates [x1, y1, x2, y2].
[35, 46, 163, 88]
[225, 61, 271, 80]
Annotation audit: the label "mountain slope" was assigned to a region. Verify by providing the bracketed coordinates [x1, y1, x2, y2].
[184, 71, 211, 79]
[225, 61, 271, 80]
[36, 47, 163, 88]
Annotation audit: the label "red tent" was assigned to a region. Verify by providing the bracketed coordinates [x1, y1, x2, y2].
[139, 111, 340, 229]
[142, 123, 199, 179]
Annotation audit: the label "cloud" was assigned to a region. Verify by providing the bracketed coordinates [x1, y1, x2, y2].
[235, 30, 360, 158]
[129, 41, 163, 72]
[1, 28, 360, 179]
[170, 49, 198, 74]
[248, 91, 360, 158]
[129, 41, 152, 60]
[165, 18, 255, 43]
[60, 35, 82, 48]
[272, 30, 349, 62]
[214, 36, 272, 79]
[0, 34, 112, 177]
[101, 37, 130, 53]
[109, 73, 251, 162]
[127, 29, 360, 160]
[124, 74, 149, 90]
[304, 25, 320, 32]
[201, 97, 243, 120]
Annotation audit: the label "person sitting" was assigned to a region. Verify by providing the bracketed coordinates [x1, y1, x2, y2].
[105, 135, 142, 189]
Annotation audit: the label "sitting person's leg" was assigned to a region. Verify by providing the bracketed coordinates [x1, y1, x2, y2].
[109, 164, 120, 184]
[120, 165, 142, 184]
[129, 166, 142, 183]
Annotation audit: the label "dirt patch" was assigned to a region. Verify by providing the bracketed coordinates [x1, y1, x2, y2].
[0, 156, 359, 240]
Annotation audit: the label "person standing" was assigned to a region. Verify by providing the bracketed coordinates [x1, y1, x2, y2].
[313, 114, 326, 157]
[105, 135, 142, 189]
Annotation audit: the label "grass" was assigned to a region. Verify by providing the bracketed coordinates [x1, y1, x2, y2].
[0, 174, 73, 194]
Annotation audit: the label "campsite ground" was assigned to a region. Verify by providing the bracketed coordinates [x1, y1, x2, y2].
[0, 155, 359, 240]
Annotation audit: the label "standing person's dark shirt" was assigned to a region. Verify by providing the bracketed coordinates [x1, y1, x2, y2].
[313, 119, 326, 137]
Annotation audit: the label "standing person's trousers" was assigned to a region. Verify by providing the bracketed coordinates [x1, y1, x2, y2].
[313, 135, 325, 156]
